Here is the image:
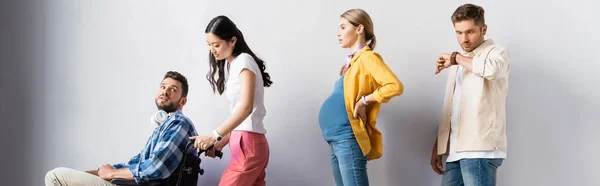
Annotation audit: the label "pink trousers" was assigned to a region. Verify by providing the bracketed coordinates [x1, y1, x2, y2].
[219, 130, 269, 186]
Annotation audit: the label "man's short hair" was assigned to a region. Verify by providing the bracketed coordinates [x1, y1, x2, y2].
[164, 71, 189, 97]
[451, 4, 485, 27]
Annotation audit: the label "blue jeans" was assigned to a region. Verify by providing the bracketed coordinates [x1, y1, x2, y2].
[441, 158, 504, 186]
[329, 138, 369, 186]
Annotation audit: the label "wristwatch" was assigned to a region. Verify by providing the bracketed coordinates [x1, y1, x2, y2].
[450, 51, 459, 65]
[212, 129, 223, 142]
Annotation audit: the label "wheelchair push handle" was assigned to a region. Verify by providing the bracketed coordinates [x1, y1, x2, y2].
[187, 139, 223, 159]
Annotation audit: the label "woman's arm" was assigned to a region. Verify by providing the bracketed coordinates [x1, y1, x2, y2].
[353, 53, 403, 120]
[215, 69, 256, 135]
[192, 68, 256, 150]
[362, 53, 403, 104]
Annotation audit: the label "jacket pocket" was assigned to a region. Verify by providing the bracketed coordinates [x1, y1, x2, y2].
[356, 74, 374, 92]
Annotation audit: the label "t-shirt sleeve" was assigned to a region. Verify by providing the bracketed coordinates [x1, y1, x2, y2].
[234, 53, 260, 76]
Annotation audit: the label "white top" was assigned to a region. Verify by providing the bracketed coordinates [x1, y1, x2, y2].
[447, 52, 507, 162]
[225, 53, 267, 134]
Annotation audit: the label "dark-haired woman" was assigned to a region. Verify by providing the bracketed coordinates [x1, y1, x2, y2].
[190, 15, 272, 186]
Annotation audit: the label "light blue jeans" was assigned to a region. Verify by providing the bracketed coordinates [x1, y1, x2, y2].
[441, 158, 504, 186]
[329, 138, 369, 186]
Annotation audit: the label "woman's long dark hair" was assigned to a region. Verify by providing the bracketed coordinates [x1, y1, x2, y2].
[205, 15, 272, 95]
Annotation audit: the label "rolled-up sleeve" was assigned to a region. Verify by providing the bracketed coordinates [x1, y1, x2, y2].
[128, 121, 190, 184]
[112, 153, 140, 169]
[112, 163, 129, 169]
[471, 46, 510, 80]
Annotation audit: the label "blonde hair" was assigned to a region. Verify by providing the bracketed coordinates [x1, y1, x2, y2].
[341, 9, 376, 50]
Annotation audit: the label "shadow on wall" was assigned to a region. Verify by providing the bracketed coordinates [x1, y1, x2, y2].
[375, 98, 444, 186]
[0, 0, 43, 185]
[259, 95, 334, 186]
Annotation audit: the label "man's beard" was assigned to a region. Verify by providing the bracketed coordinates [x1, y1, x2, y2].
[156, 98, 179, 113]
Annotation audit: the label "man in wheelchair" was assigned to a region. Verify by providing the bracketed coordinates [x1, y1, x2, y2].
[45, 71, 202, 186]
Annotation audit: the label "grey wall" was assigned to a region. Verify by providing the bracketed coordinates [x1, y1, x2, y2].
[0, 0, 44, 185]
[1, 0, 598, 186]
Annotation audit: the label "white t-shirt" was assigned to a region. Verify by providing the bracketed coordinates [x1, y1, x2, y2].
[225, 53, 267, 134]
[447, 53, 507, 162]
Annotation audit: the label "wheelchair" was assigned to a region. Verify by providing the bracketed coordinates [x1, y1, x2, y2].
[110, 140, 223, 186]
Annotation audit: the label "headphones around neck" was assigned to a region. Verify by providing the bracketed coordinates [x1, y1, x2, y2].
[151, 110, 172, 126]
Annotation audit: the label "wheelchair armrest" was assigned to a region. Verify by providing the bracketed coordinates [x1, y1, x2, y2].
[110, 179, 162, 186]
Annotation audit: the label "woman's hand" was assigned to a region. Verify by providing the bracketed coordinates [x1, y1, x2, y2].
[353, 100, 367, 122]
[205, 141, 227, 158]
[205, 132, 230, 158]
[189, 135, 217, 150]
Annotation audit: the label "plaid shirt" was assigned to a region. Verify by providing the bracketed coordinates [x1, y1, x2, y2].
[112, 110, 198, 184]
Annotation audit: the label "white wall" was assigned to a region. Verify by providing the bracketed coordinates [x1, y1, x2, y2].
[1, 0, 598, 185]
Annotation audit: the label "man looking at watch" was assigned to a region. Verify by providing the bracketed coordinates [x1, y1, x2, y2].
[432, 4, 511, 186]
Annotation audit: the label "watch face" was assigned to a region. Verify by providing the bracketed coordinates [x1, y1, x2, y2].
[217, 136, 223, 141]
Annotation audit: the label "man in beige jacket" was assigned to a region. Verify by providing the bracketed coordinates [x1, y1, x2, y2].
[431, 3, 510, 186]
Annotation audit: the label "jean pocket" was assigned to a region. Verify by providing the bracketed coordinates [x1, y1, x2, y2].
[487, 159, 503, 168]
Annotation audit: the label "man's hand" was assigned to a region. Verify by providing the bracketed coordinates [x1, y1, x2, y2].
[98, 164, 116, 180]
[353, 100, 367, 123]
[435, 53, 453, 74]
[430, 141, 445, 175]
[190, 135, 217, 150]
[431, 154, 444, 175]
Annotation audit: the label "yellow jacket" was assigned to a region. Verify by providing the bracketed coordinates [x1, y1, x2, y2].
[343, 46, 403, 160]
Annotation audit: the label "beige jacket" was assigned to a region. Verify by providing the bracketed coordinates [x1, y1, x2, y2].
[437, 40, 511, 155]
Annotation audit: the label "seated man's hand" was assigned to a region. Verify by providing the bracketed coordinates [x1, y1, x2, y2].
[85, 170, 99, 176]
[98, 164, 116, 180]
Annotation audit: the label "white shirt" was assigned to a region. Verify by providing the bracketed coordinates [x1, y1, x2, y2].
[446, 52, 507, 162]
[225, 53, 267, 134]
